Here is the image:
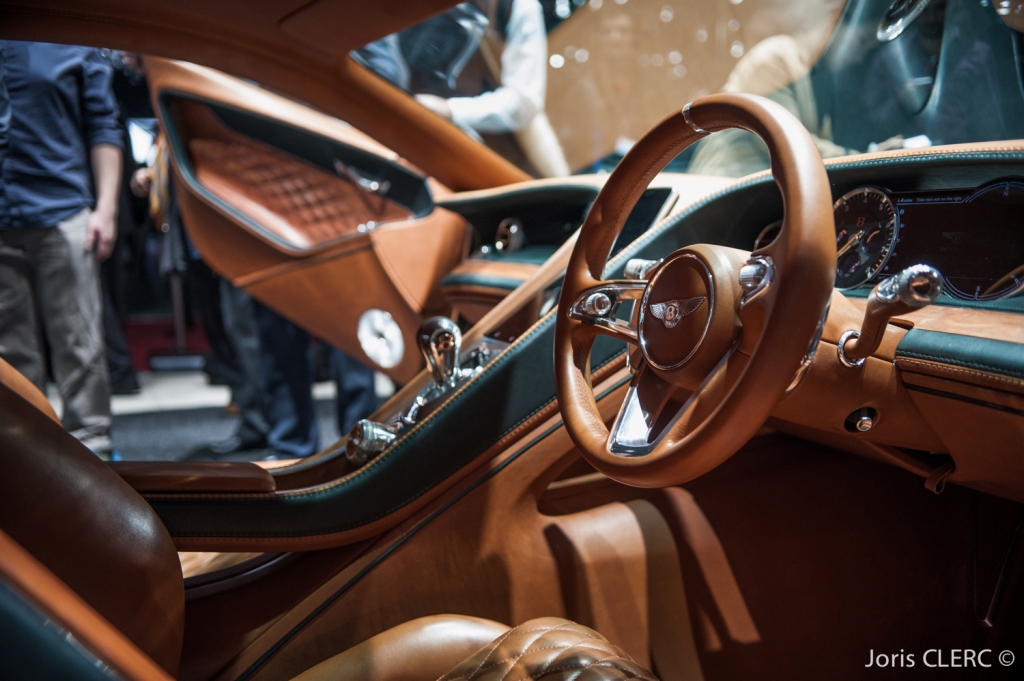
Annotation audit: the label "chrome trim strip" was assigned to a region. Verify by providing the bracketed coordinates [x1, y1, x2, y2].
[683, 102, 709, 135]
[785, 298, 831, 396]
[568, 281, 647, 344]
[838, 330, 867, 368]
[739, 255, 775, 307]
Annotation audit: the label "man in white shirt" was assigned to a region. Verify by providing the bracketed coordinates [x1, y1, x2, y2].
[416, 0, 546, 134]
[415, 0, 568, 176]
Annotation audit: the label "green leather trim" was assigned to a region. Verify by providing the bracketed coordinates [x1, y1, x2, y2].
[475, 244, 559, 265]
[436, 184, 599, 210]
[440, 273, 525, 291]
[147, 312, 626, 538]
[896, 329, 1024, 380]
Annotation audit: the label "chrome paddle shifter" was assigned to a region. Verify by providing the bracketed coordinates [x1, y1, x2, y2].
[345, 317, 508, 466]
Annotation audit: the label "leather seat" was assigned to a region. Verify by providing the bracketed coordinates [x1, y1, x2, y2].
[294, 616, 656, 681]
[0, 358, 658, 681]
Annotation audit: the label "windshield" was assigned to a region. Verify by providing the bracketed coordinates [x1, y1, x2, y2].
[354, 0, 1024, 178]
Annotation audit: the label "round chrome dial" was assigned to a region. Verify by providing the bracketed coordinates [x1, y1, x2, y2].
[833, 187, 899, 290]
[358, 308, 405, 369]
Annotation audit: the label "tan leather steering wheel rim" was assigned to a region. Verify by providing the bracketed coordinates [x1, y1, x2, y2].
[554, 93, 835, 488]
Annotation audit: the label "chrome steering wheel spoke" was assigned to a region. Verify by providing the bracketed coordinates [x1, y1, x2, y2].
[568, 281, 646, 344]
[608, 344, 740, 457]
[607, 362, 677, 456]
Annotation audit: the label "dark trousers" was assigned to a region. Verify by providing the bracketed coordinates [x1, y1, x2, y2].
[101, 278, 136, 389]
[249, 301, 378, 454]
[185, 258, 268, 446]
[254, 302, 318, 458]
[331, 348, 378, 434]
[221, 280, 268, 446]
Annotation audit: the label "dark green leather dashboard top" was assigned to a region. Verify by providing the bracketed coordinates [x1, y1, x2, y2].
[897, 329, 1024, 380]
[145, 148, 1024, 539]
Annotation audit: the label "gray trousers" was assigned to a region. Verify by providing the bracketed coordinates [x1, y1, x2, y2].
[0, 208, 112, 449]
[219, 278, 268, 445]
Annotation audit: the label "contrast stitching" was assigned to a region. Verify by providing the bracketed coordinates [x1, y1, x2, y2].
[458, 640, 595, 681]
[511, 653, 647, 681]
[896, 350, 1024, 379]
[447, 624, 573, 681]
[493, 631, 586, 681]
[151, 312, 561, 503]
[161, 371, 623, 537]
[898, 359, 1024, 389]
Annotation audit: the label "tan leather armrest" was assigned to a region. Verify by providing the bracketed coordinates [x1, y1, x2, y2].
[109, 462, 276, 493]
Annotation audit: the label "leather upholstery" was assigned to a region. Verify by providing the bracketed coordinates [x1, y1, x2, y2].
[0, 380, 185, 675]
[0, 529, 175, 681]
[292, 615, 510, 681]
[190, 137, 411, 249]
[439, 618, 657, 681]
[110, 460, 277, 493]
[895, 329, 1024, 392]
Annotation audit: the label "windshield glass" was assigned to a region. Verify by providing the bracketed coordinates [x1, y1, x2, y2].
[354, 0, 1024, 178]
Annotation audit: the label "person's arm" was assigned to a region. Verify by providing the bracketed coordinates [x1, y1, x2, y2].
[87, 144, 121, 259]
[445, 0, 547, 133]
[81, 49, 124, 261]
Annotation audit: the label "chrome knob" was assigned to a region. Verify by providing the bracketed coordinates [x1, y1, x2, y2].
[346, 419, 398, 465]
[624, 258, 661, 281]
[876, 264, 943, 307]
[418, 316, 462, 387]
[495, 218, 525, 252]
[855, 414, 874, 432]
[738, 259, 769, 293]
[582, 292, 613, 316]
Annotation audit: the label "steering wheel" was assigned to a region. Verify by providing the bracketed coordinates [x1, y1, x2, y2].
[555, 93, 835, 487]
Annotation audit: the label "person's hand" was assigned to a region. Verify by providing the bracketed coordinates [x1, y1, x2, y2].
[85, 207, 117, 261]
[869, 135, 905, 152]
[130, 167, 152, 198]
[415, 94, 453, 120]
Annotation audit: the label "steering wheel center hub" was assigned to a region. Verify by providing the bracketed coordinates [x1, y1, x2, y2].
[639, 252, 714, 371]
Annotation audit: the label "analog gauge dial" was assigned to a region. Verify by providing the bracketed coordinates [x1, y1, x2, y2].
[833, 187, 899, 290]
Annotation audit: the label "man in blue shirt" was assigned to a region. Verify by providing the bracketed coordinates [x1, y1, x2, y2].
[0, 42, 123, 456]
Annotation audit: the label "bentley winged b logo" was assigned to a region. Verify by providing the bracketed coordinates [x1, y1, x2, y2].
[649, 296, 706, 329]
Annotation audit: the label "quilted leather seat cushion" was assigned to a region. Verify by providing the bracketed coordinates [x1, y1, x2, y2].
[440, 617, 658, 681]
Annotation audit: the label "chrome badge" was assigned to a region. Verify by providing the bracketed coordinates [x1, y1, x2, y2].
[649, 297, 706, 329]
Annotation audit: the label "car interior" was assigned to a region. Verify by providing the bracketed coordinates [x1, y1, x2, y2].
[2, 0, 1024, 680]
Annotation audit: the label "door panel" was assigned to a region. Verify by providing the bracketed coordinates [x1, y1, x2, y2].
[148, 58, 468, 382]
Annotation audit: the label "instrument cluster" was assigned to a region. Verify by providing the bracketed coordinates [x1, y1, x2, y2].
[758, 179, 1024, 301]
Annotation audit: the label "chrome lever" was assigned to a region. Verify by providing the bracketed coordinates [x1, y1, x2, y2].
[333, 158, 391, 197]
[840, 264, 943, 367]
[418, 317, 462, 387]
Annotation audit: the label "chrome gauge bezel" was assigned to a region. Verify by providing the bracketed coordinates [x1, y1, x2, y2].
[832, 186, 900, 291]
